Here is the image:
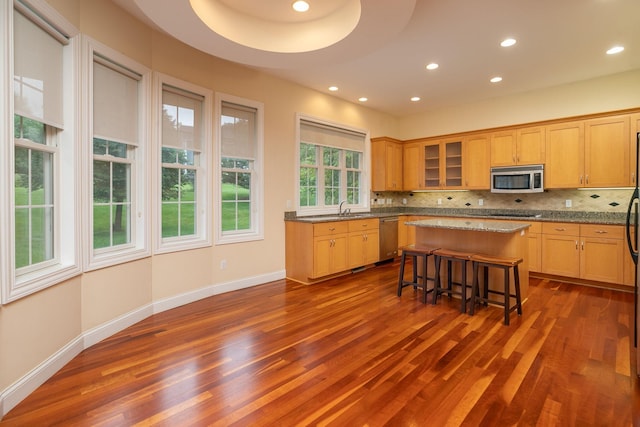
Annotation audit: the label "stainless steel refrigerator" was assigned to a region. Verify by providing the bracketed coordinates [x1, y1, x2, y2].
[626, 131, 640, 376]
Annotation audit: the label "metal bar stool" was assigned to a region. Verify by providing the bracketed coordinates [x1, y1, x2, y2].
[432, 248, 474, 313]
[470, 253, 523, 325]
[397, 244, 440, 304]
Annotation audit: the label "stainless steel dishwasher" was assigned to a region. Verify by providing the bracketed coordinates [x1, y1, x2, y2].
[378, 216, 398, 262]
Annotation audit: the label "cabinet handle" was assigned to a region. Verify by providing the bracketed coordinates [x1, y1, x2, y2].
[579, 175, 583, 184]
[581, 241, 584, 250]
[575, 240, 578, 250]
[633, 173, 636, 184]
[595, 230, 608, 234]
[513, 156, 516, 163]
[555, 227, 566, 231]
[586, 175, 589, 184]
[328, 227, 335, 231]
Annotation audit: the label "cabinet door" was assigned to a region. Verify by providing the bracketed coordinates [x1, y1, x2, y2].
[363, 230, 380, 264]
[580, 237, 623, 284]
[387, 142, 403, 190]
[528, 232, 541, 272]
[464, 134, 490, 189]
[371, 138, 387, 191]
[403, 143, 424, 190]
[545, 121, 584, 188]
[542, 234, 580, 277]
[516, 126, 545, 165]
[423, 142, 441, 188]
[490, 131, 516, 166]
[584, 115, 630, 187]
[332, 235, 349, 274]
[348, 233, 366, 268]
[313, 235, 333, 277]
[444, 141, 463, 188]
[631, 113, 640, 186]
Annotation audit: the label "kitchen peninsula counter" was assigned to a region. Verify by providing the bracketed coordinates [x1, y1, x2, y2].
[407, 217, 531, 298]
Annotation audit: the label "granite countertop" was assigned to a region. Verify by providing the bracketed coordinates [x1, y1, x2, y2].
[405, 218, 531, 233]
[285, 208, 629, 225]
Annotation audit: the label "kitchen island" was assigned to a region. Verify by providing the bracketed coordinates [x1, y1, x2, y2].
[405, 218, 531, 298]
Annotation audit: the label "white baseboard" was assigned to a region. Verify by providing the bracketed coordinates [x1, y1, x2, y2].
[0, 269, 286, 418]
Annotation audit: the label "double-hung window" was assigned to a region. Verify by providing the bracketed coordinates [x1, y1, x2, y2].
[1, 2, 80, 303]
[216, 95, 264, 244]
[85, 39, 150, 270]
[155, 75, 212, 253]
[297, 116, 369, 215]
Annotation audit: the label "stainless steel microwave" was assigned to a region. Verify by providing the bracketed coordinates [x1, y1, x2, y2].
[490, 165, 544, 193]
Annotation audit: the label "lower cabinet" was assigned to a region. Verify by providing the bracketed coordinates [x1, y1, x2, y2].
[527, 222, 542, 272]
[347, 219, 379, 269]
[541, 222, 625, 286]
[285, 218, 380, 284]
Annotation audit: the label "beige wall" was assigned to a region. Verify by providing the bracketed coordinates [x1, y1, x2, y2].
[398, 69, 640, 140]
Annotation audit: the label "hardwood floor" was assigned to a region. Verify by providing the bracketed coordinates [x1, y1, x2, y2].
[1, 259, 638, 426]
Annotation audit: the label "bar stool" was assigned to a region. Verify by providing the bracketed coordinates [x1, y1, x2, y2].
[470, 253, 523, 325]
[397, 244, 440, 304]
[432, 248, 474, 313]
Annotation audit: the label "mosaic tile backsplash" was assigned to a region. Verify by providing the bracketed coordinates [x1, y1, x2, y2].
[371, 188, 635, 213]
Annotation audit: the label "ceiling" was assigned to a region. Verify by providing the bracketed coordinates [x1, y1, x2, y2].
[113, 0, 640, 118]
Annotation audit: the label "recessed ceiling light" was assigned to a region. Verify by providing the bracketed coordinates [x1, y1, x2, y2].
[500, 38, 517, 47]
[490, 76, 503, 83]
[410, 96, 421, 102]
[426, 63, 439, 70]
[328, 86, 338, 92]
[292, 1, 309, 12]
[606, 46, 624, 55]
[358, 97, 368, 102]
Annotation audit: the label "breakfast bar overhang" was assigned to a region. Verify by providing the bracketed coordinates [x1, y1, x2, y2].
[405, 218, 531, 298]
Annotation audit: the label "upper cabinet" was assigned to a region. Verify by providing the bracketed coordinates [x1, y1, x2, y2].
[545, 121, 585, 188]
[629, 113, 639, 186]
[464, 134, 490, 189]
[371, 137, 403, 191]
[402, 142, 424, 190]
[491, 128, 545, 167]
[584, 115, 630, 188]
[402, 139, 463, 190]
[546, 115, 631, 188]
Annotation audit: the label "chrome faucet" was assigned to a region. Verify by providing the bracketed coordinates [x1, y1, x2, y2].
[339, 200, 347, 216]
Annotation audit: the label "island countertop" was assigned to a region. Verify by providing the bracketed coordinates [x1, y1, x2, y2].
[405, 218, 531, 233]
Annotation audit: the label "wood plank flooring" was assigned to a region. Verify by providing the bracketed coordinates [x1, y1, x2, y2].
[1, 259, 638, 426]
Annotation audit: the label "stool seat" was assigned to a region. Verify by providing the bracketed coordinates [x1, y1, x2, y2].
[470, 253, 523, 325]
[432, 249, 474, 312]
[397, 245, 440, 304]
[471, 253, 522, 267]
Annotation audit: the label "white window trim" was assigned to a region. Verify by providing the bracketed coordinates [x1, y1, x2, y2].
[214, 92, 264, 245]
[153, 72, 212, 254]
[82, 36, 151, 272]
[295, 113, 371, 217]
[1, 0, 81, 304]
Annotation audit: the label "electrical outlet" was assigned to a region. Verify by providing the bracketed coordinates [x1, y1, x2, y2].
[402, 198, 407, 205]
[220, 259, 227, 269]
[386, 198, 392, 204]
[565, 199, 572, 208]
[437, 198, 442, 205]
[478, 199, 484, 206]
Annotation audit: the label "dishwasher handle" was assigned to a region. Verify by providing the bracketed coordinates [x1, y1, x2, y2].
[380, 217, 399, 223]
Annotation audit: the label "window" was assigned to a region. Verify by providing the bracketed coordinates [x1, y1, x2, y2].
[216, 95, 264, 244]
[155, 75, 212, 253]
[297, 116, 369, 215]
[84, 39, 150, 271]
[1, 1, 80, 303]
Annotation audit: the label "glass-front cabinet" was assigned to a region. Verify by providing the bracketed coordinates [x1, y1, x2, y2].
[422, 140, 463, 189]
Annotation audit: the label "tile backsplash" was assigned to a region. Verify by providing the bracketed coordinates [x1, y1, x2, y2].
[371, 188, 634, 213]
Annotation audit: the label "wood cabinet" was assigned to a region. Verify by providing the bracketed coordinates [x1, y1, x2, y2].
[527, 222, 542, 273]
[490, 128, 545, 167]
[347, 218, 379, 268]
[541, 222, 626, 285]
[423, 140, 463, 189]
[584, 115, 630, 187]
[402, 142, 423, 190]
[285, 218, 380, 284]
[541, 223, 580, 277]
[464, 134, 490, 189]
[371, 137, 403, 191]
[630, 113, 640, 186]
[545, 121, 584, 188]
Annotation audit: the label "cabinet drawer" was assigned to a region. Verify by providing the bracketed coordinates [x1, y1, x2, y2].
[314, 221, 349, 236]
[542, 222, 580, 236]
[348, 218, 379, 232]
[580, 224, 623, 239]
[527, 221, 542, 233]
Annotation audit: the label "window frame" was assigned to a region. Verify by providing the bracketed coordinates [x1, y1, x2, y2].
[215, 93, 264, 245]
[1, 0, 81, 304]
[153, 73, 212, 254]
[295, 114, 370, 217]
[82, 36, 151, 272]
